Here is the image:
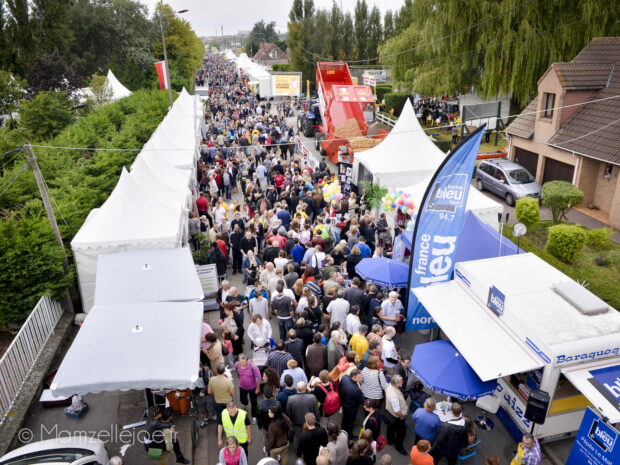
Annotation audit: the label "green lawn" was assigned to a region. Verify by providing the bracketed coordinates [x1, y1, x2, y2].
[502, 221, 620, 310]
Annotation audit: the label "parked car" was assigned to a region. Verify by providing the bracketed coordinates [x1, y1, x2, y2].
[0, 437, 109, 465]
[475, 159, 541, 206]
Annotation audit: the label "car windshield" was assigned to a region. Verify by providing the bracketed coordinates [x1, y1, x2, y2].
[508, 168, 535, 184]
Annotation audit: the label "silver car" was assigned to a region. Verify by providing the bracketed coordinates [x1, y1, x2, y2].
[475, 159, 541, 206]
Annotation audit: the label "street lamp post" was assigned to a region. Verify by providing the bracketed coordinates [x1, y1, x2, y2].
[158, 8, 188, 108]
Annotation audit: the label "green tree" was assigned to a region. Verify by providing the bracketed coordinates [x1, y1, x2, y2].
[367, 6, 383, 61]
[4, 0, 33, 74]
[287, 0, 318, 86]
[246, 20, 280, 56]
[0, 205, 74, 326]
[0, 69, 26, 114]
[20, 90, 75, 140]
[354, 0, 369, 62]
[30, 0, 73, 57]
[341, 13, 355, 61]
[329, 2, 344, 60]
[88, 73, 114, 108]
[383, 10, 394, 40]
[381, 0, 618, 105]
[541, 181, 584, 223]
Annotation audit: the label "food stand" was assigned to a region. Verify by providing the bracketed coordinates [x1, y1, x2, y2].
[413, 253, 620, 442]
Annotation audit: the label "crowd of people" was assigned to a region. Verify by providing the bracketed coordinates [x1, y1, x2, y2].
[144, 53, 540, 465]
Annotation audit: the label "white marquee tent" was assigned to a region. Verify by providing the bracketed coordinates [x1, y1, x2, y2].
[129, 157, 192, 210]
[71, 168, 186, 312]
[131, 150, 194, 194]
[225, 49, 236, 60]
[353, 99, 445, 188]
[106, 69, 132, 101]
[50, 301, 202, 396]
[94, 248, 203, 307]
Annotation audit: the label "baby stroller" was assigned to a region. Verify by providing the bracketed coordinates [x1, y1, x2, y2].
[378, 230, 393, 254]
[252, 337, 274, 376]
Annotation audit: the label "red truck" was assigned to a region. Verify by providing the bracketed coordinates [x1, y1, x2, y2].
[315, 62, 383, 164]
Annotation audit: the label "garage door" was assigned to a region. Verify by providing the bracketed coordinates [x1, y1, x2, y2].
[543, 157, 575, 184]
[514, 147, 539, 178]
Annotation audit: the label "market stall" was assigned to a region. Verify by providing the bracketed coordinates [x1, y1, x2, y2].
[93, 248, 203, 307]
[50, 301, 203, 396]
[413, 253, 620, 441]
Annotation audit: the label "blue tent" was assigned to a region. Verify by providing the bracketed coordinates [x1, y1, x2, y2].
[400, 211, 522, 260]
[403, 211, 522, 331]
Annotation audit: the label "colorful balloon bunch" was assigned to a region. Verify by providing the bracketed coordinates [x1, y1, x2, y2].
[322, 181, 343, 204]
[382, 188, 415, 213]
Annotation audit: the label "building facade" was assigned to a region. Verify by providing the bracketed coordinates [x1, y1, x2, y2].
[506, 37, 620, 228]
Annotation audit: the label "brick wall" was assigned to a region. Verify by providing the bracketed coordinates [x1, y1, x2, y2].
[609, 174, 620, 229]
[558, 90, 597, 126]
[576, 157, 600, 205]
[593, 163, 620, 214]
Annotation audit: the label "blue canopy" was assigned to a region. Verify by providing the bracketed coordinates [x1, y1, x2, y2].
[400, 211, 521, 260]
[410, 339, 498, 400]
[355, 257, 409, 288]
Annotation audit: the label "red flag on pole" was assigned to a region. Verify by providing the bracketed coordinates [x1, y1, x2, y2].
[154, 61, 168, 90]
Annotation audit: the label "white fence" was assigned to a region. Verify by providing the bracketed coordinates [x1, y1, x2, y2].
[0, 296, 64, 423]
[376, 112, 397, 128]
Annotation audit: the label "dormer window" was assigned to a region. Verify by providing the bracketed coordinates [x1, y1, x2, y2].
[543, 92, 555, 118]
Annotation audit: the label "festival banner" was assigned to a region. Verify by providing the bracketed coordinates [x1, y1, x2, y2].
[154, 61, 168, 90]
[272, 74, 301, 97]
[406, 125, 486, 331]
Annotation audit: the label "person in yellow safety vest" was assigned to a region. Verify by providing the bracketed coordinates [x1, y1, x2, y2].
[510, 433, 541, 465]
[218, 401, 253, 456]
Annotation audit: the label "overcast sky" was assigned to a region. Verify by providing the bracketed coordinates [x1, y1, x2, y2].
[139, 0, 405, 37]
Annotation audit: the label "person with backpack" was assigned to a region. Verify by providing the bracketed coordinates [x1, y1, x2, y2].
[313, 370, 340, 419]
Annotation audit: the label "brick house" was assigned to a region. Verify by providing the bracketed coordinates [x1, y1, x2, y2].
[252, 42, 289, 66]
[506, 37, 620, 228]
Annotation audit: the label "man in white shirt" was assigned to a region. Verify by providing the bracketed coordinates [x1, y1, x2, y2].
[260, 262, 277, 289]
[249, 291, 269, 320]
[380, 291, 403, 327]
[271, 279, 297, 306]
[381, 326, 398, 372]
[327, 287, 350, 326]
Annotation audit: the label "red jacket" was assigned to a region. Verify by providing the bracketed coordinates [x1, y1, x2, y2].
[196, 196, 208, 213]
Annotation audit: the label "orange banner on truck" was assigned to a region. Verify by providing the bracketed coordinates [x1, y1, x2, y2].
[272, 74, 301, 97]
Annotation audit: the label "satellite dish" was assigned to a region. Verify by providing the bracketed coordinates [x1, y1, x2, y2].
[513, 222, 527, 237]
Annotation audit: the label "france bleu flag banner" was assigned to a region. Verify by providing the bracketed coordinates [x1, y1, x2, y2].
[405, 125, 486, 331]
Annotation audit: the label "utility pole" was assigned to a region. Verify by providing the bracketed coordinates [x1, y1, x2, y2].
[25, 143, 75, 313]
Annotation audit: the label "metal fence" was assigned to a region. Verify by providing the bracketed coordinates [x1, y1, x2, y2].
[376, 112, 397, 128]
[0, 296, 64, 423]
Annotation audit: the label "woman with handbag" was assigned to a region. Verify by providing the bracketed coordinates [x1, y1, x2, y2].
[361, 356, 388, 402]
[360, 399, 384, 449]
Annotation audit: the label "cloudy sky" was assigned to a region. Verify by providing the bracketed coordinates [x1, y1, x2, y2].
[139, 0, 406, 37]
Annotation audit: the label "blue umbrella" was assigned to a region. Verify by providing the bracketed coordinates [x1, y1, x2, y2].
[355, 257, 409, 288]
[410, 340, 497, 401]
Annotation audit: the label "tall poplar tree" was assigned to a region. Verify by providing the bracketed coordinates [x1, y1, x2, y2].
[353, 0, 369, 62]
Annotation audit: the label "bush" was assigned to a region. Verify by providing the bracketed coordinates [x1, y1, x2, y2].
[375, 84, 392, 102]
[384, 92, 410, 116]
[545, 224, 586, 264]
[272, 64, 291, 72]
[515, 197, 540, 228]
[20, 91, 75, 141]
[585, 227, 614, 251]
[434, 140, 452, 153]
[541, 181, 584, 223]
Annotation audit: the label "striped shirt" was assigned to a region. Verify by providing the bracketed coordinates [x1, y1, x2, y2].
[361, 367, 388, 400]
[267, 351, 293, 376]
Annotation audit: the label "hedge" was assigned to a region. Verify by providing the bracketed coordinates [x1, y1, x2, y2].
[384, 92, 410, 116]
[375, 84, 392, 102]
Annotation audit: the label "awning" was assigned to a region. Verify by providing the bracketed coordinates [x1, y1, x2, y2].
[94, 248, 204, 306]
[562, 359, 620, 423]
[51, 302, 202, 396]
[414, 281, 543, 381]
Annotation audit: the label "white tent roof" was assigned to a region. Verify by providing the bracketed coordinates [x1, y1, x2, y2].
[106, 69, 132, 101]
[354, 99, 446, 188]
[71, 168, 185, 311]
[129, 157, 191, 210]
[72, 168, 184, 250]
[225, 49, 236, 60]
[50, 301, 202, 396]
[94, 248, 203, 306]
[131, 150, 193, 192]
[403, 177, 503, 228]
